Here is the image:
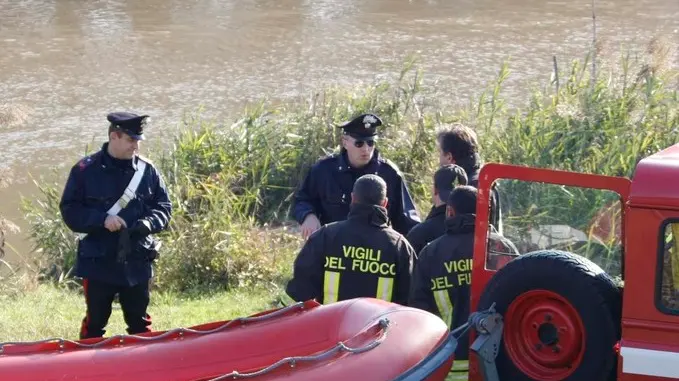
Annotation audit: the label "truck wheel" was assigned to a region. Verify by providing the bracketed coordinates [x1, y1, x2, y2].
[477, 250, 621, 381]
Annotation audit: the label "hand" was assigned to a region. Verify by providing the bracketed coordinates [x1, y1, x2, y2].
[105, 215, 127, 232]
[300, 214, 321, 240]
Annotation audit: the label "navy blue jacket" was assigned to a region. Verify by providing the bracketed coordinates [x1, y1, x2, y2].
[59, 143, 172, 287]
[292, 150, 421, 236]
[405, 204, 447, 255]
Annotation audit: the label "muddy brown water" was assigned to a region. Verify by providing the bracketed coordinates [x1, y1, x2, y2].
[1, 0, 678, 265]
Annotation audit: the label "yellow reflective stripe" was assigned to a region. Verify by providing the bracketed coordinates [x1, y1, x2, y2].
[279, 292, 296, 306]
[671, 224, 679, 289]
[452, 360, 469, 371]
[376, 277, 394, 301]
[323, 271, 340, 304]
[433, 290, 454, 328]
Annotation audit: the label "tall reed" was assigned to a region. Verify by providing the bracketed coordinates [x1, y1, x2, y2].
[18, 40, 679, 294]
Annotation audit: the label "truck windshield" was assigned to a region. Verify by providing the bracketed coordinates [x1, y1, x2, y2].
[486, 179, 623, 281]
[660, 222, 679, 314]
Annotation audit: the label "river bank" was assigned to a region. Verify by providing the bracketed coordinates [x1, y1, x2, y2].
[0, 40, 676, 381]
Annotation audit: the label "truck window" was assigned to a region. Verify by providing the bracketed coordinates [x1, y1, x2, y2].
[485, 179, 623, 281]
[659, 221, 679, 313]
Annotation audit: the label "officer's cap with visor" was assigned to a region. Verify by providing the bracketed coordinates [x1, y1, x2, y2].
[107, 112, 149, 141]
[336, 113, 383, 142]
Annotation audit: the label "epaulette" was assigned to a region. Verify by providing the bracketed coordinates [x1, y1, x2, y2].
[136, 154, 154, 166]
[380, 157, 403, 176]
[76, 152, 100, 171]
[319, 151, 340, 161]
[314, 152, 341, 167]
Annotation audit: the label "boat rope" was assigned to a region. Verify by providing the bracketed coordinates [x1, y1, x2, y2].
[204, 318, 392, 380]
[0, 301, 308, 354]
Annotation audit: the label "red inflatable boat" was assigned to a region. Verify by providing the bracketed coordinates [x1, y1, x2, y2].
[0, 298, 456, 381]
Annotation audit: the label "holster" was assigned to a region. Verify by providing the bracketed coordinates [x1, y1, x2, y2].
[117, 225, 159, 263]
[117, 228, 132, 263]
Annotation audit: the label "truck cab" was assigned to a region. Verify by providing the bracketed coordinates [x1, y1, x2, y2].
[464, 143, 679, 380]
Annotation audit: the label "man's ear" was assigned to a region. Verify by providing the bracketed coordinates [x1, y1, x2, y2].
[341, 135, 349, 150]
[109, 130, 122, 141]
[351, 192, 357, 204]
[442, 152, 455, 164]
[381, 197, 389, 208]
[446, 205, 455, 218]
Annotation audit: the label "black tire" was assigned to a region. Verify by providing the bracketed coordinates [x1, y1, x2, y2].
[477, 250, 621, 381]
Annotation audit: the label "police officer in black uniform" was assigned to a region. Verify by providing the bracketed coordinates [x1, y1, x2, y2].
[408, 186, 518, 360]
[283, 174, 416, 306]
[59, 112, 172, 339]
[436, 123, 503, 233]
[292, 113, 421, 239]
[406, 164, 468, 255]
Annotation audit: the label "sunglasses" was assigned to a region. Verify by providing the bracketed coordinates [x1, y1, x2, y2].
[353, 139, 376, 148]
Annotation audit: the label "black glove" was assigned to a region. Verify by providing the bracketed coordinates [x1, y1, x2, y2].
[130, 219, 152, 239]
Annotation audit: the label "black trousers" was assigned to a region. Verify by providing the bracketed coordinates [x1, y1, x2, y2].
[79, 278, 152, 339]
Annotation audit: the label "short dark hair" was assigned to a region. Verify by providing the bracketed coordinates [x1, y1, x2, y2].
[108, 124, 122, 137]
[447, 185, 477, 215]
[436, 123, 479, 161]
[434, 164, 468, 202]
[353, 174, 387, 205]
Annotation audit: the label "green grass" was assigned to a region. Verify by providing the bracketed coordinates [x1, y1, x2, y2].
[0, 284, 275, 342]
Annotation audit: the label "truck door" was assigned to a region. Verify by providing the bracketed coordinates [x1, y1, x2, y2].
[468, 163, 631, 381]
[618, 209, 679, 381]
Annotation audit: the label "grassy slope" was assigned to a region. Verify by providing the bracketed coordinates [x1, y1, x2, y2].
[0, 285, 274, 341]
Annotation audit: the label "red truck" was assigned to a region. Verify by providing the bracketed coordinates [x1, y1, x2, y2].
[458, 142, 679, 380]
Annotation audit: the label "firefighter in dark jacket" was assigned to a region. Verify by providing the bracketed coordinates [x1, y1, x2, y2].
[292, 113, 421, 239]
[59, 112, 172, 339]
[408, 185, 518, 360]
[436, 123, 503, 233]
[283, 174, 416, 306]
[406, 164, 468, 255]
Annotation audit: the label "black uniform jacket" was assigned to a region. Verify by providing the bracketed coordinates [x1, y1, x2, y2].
[59, 143, 172, 287]
[292, 149, 420, 235]
[406, 204, 447, 255]
[408, 213, 518, 360]
[286, 203, 416, 305]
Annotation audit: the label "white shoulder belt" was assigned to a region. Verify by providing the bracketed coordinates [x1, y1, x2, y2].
[77, 160, 147, 240]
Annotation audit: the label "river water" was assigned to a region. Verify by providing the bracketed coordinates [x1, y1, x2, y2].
[1, 0, 678, 263]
